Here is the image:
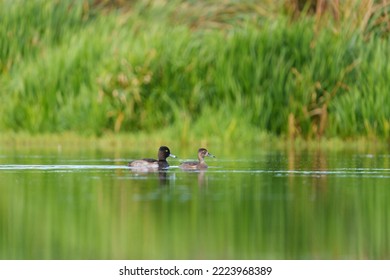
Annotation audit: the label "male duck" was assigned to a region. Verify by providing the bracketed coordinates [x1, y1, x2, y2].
[179, 148, 215, 170]
[128, 146, 176, 169]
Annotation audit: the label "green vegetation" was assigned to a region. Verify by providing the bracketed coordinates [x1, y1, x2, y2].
[1, 0, 389, 142]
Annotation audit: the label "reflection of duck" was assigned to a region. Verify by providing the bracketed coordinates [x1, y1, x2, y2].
[179, 169, 207, 187]
[158, 170, 169, 186]
[179, 148, 215, 170]
[128, 146, 176, 170]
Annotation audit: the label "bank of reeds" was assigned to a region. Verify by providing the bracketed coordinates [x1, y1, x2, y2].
[0, 0, 389, 142]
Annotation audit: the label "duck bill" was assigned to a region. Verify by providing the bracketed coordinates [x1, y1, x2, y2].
[207, 153, 215, 158]
[169, 154, 177, 158]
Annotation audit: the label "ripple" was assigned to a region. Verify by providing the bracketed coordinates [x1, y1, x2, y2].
[0, 164, 127, 171]
[1, 164, 389, 178]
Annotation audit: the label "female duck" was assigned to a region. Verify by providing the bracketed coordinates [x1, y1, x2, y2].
[128, 146, 176, 169]
[179, 148, 215, 170]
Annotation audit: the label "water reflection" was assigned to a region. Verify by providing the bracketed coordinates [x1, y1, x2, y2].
[1, 147, 390, 259]
[287, 148, 329, 200]
[180, 169, 208, 187]
[128, 165, 210, 188]
[128, 168, 172, 187]
[158, 170, 169, 186]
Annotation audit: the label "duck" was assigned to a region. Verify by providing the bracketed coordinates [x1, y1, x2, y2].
[128, 146, 176, 169]
[179, 148, 215, 170]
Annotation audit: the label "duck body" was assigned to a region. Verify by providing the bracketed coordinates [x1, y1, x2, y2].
[129, 158, 161, 169]
[179, 148, 215, 170]
[179, 160, 208, 170]
[128, 146, 176, 170]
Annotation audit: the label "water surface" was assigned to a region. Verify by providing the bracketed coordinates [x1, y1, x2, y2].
[0, 146, 389, 259]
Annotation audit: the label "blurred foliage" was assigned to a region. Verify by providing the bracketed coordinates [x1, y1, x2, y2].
[0, 0, 389, 141]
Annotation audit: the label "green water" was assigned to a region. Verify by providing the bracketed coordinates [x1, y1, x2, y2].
[0, 146, 389, 259]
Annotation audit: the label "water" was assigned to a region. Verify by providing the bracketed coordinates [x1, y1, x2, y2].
[0, 147, 389, 259]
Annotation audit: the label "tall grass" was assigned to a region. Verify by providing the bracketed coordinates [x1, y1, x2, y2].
[0, 0, 389, 141]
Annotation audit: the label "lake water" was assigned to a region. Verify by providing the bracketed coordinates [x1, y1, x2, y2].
[0, 145, 389, 259]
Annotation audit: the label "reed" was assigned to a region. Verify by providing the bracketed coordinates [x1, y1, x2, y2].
[0, 0, 389, 141]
